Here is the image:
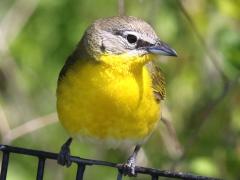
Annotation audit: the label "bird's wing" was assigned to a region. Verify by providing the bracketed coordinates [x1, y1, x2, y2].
[58, 43, 86, 83]
[146, 61, 166, 103]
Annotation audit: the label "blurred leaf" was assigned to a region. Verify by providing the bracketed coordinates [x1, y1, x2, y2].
[217, 28, 240, 73]
[190, 157, 219, 177]
[216, 0, 240, 19]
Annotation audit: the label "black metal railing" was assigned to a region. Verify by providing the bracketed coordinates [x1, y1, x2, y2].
[0, 144, 221, 180]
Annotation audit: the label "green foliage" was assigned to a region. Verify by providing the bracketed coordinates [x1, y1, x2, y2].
[0, 0, 239, 179]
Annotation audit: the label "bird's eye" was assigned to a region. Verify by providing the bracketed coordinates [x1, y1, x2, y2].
[126, 34, 138, 44]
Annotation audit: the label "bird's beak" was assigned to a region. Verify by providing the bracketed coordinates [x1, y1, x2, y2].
[147, 40, 177, 57]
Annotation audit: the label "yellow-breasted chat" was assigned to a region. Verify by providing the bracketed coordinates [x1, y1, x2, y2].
[56, 16, 177, 175]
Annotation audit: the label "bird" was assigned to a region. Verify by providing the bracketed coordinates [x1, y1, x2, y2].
[56, 16, 177, 176]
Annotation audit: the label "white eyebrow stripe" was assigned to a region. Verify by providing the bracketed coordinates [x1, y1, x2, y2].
[122, 31, 156, 45]
[122, 31, 139, 38]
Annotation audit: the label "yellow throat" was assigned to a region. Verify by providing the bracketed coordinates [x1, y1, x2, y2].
[57, 53, 161, 145]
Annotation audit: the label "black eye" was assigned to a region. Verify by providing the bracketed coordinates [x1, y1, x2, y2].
[126, 34, 138, 44]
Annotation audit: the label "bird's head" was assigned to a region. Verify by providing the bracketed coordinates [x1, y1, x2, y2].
[81, 16, 177, 65]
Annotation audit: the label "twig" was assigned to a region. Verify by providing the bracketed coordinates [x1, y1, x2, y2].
[118, 0, 125, 16]
[175, 0, 228, 83]
[0, 104, 10, 137]
[160, 106, 184, 158]
[172, 74, 239, 169]
[160, 117, 183, 157]
[169, 0, 239, 169]
[2, 113, 57, 144]
[0, 0, 39, 52]
[0, 0, 40, 142]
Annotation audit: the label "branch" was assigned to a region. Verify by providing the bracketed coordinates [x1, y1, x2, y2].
[118, 0, 125, 16]
[160, 117, 183, 157]
[2, 113, 57, 144]
[172, 74, 239, 169]
[0, 104, 10, 137]
[160, 106, 184, 158]
[0, 0, 40, 142]
[175, 0, 228, 83]
[169, 0, 240, 169]
[0, 0, 39, 52]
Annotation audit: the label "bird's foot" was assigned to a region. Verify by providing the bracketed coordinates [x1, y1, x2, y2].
[57, 138, 72, 167]
[121, 155, 137, 176]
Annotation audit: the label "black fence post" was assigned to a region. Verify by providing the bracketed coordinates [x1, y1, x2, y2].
[152, 175, 158, 180]
[76, 163, 86, 180]
[0, 151, 9, 180]
[36, 157, 45, 180]
[117, 170, 123, 180]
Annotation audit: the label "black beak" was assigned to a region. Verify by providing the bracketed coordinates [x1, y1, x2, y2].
[147, 41, 177, 57]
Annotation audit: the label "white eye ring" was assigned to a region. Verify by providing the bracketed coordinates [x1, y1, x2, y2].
[126, 34, 138, 44]
[122, 31, 139, 45]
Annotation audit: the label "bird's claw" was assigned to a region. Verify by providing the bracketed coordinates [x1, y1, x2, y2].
[121, 156, 137, 176]
[57, 139, 72, 167]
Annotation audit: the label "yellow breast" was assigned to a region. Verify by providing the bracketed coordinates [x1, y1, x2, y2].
[57, 54, 161, 144]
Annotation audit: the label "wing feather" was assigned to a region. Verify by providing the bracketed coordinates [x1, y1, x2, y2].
[146, 61, 166, 103]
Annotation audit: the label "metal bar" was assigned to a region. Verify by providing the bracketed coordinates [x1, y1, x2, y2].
[36, 158, 45, 180]
[0, 151, 9, 180]
[0, 144, 222, 180]
[152, 175, 158, 180]
[76, 164, 85, 180]
[133, 166, 221, 180]
[116, 170, 123, 180]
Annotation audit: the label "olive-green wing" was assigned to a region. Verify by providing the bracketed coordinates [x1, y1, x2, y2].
[146, 61, 166, 103]
[58, 42, 88, 83]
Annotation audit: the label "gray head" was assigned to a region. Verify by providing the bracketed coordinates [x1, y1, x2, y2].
[81, 16, 177, 59]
